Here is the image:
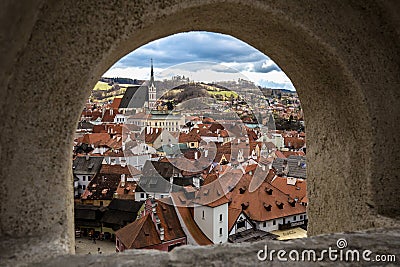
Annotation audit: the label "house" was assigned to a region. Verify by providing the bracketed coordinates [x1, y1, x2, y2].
[228, 208, 253, 236]
[227, 208, 277, 243]
[113, 165, 141, 200]
[80, 164, 133, 206]
[115, 198, 186, 252]
[227, 174, 307, 233]
[192, 182, 230, 244]
[135, 160, 185, 200]
[72, 156, 104, 197]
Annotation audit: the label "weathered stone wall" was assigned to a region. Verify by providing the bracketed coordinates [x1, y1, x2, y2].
[0, 0, 399, 265]
[34, 227, 400, 267]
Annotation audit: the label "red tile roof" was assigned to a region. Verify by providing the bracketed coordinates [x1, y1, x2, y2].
[111, 97, 122, 109]
[270, 177, 307, 203]
[116, 214, 161, 249]
[228, 207, 243, 232]
[227, 175, 306, 222]
[81, 133, 111, 146]
[179, 130, 202, 143]
[171, 193, 212, 245]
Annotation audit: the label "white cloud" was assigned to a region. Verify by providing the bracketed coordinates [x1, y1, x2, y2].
[102, 32, 296, 90]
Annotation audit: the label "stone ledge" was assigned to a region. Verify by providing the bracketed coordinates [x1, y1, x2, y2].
[29, 227, 399, 267]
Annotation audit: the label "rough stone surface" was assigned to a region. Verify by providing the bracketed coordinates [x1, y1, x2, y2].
[0, 0, 399, 265]
[32, 227, 400, 267]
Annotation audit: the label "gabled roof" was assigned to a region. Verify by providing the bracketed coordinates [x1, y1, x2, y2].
[171, 193, 212, 245]
[154, 198, 186, 242]
[111, 97, 122, 109]
[179, 131, 202, 143]
[142, 160, 180, 179]
[116, 198, 186, 249]
[284, 136, 305, 149]
[228, 207, 243, 232]
[271, 177, 307, 202]
[119, 85, 149, 109]
[193, 181, 230, 208]
[116, 214, 161, 249]
[107, 199, 144, 213]
[272, 156, 307, 179]
[81, 133, 111, 146]
[73, 156, 104, 175]
[77, 121, 94, 130]
[138, 127, 162, 144]
[101, 109, 118, 122]
[227, 175, 306, 222]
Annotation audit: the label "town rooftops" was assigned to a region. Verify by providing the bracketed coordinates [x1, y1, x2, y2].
[116, 197, 186, 249]
[271, 176, 307, 203]
[272, 155, 307, 179]
[227, 174, 306, 222]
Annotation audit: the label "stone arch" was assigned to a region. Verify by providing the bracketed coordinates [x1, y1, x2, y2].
[1, 0, 399, 264]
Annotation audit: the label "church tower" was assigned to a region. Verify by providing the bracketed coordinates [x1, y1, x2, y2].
[148, 59, 157, 110]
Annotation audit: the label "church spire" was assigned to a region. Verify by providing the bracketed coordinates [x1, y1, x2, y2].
[150, 58, 154, 84]
[148, 58, 156, 110]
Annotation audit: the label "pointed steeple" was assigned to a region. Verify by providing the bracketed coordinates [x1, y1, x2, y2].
[150, 58, 154, 85]
[148, 58, 156, 110]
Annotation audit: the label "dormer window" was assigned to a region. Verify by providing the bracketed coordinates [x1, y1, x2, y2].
[239, 187, 246, 194]
[241, 202, 249, 210]
[264, 203, 272, 211]
[276, 201, 284, 209]
[265, 187, 273, 195]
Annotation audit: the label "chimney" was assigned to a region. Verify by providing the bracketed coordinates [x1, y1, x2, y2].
[110, 109, 113, 115]
[195, 151, 198, 160]
[121, 160, 126, 167]
[204, 149, 209, 158]
[121, 174, 125, 187]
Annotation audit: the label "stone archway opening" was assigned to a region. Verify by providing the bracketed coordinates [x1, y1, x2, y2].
[74, 31, 308, 252]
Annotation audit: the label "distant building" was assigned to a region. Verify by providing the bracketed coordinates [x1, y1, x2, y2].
[118, 59, 157, 114]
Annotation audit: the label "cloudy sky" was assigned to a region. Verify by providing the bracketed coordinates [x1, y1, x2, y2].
[103, 31, 295, 90]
